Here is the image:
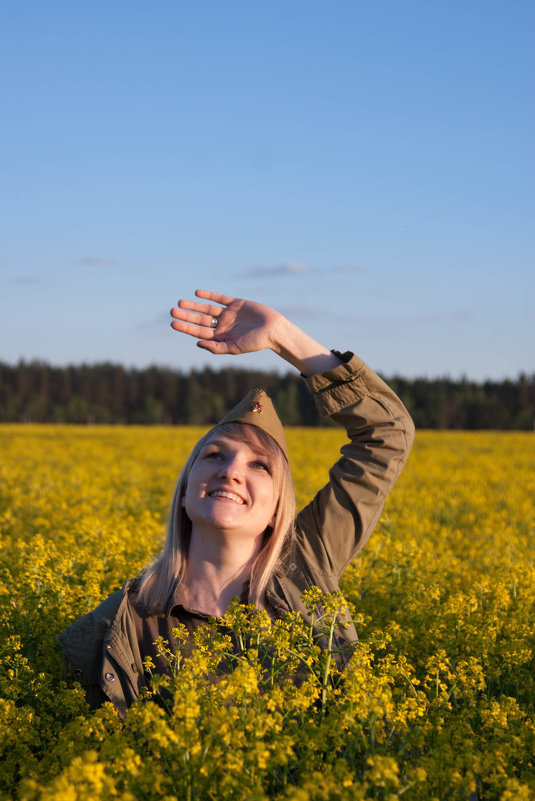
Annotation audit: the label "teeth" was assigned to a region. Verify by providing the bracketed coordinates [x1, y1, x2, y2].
[210, 490, 245, 504]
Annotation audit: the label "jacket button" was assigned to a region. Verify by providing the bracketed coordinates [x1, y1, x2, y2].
[105, 672, 115, 682]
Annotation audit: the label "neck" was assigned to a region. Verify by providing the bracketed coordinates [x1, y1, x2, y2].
[183, 527, 264, 616]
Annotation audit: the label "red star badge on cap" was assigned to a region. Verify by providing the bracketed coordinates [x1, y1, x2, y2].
[251, 401, 263, 413]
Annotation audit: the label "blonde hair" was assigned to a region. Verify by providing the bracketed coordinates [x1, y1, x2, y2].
[136, 422, 296, 614]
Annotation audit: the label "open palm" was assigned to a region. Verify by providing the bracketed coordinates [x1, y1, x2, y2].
[170, 290, 283, 355]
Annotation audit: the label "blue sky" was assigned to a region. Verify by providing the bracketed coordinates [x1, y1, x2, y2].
[2, 1, 533, 379]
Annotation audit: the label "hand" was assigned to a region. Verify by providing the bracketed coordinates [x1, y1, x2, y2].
[170, 290, 283, 355]
[171, 289, 341, 375]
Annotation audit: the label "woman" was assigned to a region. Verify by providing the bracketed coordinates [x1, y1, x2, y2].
[60, 290, 415, 718]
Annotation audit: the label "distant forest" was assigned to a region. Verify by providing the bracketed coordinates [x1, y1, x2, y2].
[1, 360, 534, 429]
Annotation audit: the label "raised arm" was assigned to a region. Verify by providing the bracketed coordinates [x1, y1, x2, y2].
[295, 353, 415, 579]
[171, 290, 415, 581]
[170, 289, 341, 377]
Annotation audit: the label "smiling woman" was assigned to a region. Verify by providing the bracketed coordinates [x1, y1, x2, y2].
[59, 290, 415, 718]
[185, 432, 278, 540]
[184, 432, 278, 561]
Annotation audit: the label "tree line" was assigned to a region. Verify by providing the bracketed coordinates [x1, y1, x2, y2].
[0, 360, 533, 429]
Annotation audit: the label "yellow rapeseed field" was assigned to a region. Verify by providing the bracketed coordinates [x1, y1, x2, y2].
[0, 425, 534, 800]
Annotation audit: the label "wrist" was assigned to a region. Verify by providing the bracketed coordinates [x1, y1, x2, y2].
[269, 316, 341, 376]
[268, 314, 294, 356]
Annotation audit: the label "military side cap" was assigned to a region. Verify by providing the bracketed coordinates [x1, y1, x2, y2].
[214, 388, 288, 461]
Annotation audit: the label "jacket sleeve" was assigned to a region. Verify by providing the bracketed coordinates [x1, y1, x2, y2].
[294, 350, 415, 579]
[58, 583, 144, 718]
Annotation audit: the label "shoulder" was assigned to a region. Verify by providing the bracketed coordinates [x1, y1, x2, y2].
[58, 580, 133, 653]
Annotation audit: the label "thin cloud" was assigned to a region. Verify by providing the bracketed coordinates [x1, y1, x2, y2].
[351, 310, 477, 329]
[280, 261, 312, 274]
[412, 311, 475, 325]
[10, 275, 42, 285]
[451, 311, 474, 323]
[78, 257, 117, 267]
[329, 264, 367, 275]
[276, 304, 341, 321]
[238, 261, 314, 278]
[238, 262, 366, 279]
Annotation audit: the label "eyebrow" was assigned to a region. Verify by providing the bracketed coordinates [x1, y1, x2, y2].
[203, 438, 270, 461]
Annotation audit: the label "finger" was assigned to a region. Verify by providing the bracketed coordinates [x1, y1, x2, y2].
[171, 308, 219, 328]
[175, 299, 224, 317]
[195, 289, 236, 306]
[197, 340, 231, 355]
[170, 320, 217, 340]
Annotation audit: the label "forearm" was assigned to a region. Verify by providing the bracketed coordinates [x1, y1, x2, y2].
[172, 291, 346, 371]
[296, 354, 415, 576]
[269, 315, 342, 377]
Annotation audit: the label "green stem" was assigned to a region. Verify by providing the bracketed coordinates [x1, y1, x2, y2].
[321, 613, 336, 716]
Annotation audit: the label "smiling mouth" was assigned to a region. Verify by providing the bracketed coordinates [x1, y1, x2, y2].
[209, 490, 246, 504]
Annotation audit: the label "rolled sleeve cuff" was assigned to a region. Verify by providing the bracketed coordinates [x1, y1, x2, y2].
[304, 350, 370, 416]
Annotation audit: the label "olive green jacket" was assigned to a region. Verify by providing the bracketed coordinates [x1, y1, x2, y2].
[59, 351, 415, 718]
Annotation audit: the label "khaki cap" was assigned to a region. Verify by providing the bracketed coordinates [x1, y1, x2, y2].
[214, 388, 288, 461]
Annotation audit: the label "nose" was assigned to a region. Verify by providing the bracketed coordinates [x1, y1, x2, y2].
[217, 455, 244, 482]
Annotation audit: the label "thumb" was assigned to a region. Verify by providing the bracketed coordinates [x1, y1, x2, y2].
[196, 340, 230, 355]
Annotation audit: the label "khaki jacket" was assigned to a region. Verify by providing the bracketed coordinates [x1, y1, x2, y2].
[59, 352, 415, 718]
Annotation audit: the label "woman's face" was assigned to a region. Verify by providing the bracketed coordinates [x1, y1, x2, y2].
[183, 430, 278, 542]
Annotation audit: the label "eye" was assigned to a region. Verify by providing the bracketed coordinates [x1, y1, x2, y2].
[252, 460, 270, 472]
[204, 449, 224, 461]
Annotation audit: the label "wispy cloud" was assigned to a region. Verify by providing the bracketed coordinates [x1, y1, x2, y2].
[78, 257, 117, 267]
[279, 261, 313, 275]
[330, 264, 367, 275]
[352, 310, 477, 330]
[237, 261, 366, 279]
[276, 304, 342, 321]
[10, 275, 42, 285]
[238, 261, 314, 278]
[412, 310, 475, 325]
